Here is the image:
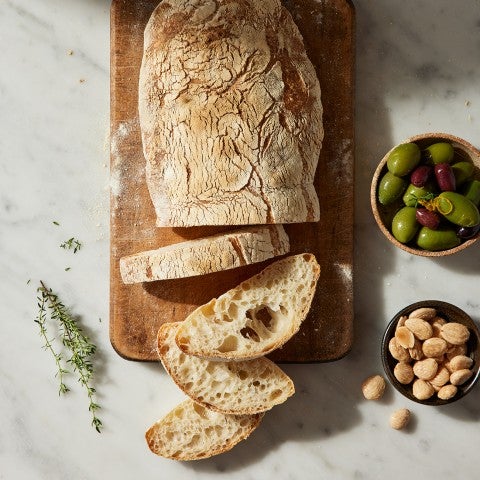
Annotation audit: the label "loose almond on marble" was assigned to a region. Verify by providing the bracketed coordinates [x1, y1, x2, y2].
[405, 318, 433, 340]
[440, 322, 470, 345]
[362, 375, 386, 400]
[389, 408, 411, 430]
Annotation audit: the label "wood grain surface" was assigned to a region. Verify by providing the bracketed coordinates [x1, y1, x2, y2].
[110, 0, 355, 362]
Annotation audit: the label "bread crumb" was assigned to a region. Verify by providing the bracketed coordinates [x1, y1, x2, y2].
[79, 78, 86, 83]
[465, 100, 470, 107]
[67, 49, 74, 56]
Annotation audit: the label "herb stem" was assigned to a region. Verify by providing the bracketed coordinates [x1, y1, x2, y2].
[36, 281, 102, 432]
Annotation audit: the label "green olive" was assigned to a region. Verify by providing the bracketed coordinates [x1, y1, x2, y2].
[391, 206, 419, 243]
[378, 171, 408, 205]
[417, 226, 461, 251]
[462, 179, 480, 206]
[436, 191, 480, 227]
[403, 183, 436, 207]
[424, 142, 454, 165]
[451, 161, 474, 187]
[387, 143, 421, 176]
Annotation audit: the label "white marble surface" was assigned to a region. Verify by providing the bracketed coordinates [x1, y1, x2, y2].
[1, 0, 480, 478]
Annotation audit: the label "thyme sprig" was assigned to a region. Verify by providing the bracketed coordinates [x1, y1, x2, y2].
[60, 237, 82, 253]
[35, 291, 70, 395]
[36, 281, 102, 432]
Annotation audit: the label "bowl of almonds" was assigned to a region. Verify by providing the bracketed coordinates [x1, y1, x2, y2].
[382, 300, 480, 405]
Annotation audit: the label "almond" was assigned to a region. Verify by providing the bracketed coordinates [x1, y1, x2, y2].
[446, 344, 468, 360]
[394, 362, 414, 385]
[362, 375, 386, 400]
[396, 315, 407, 331]
[388, 337, 411, 362]
[429, 366, 450, 387]
[437, 384, 458, 400]
[408, 338, 424, 361]
[413, 358, 438, 380]
[412, 379, 435, 400]
[395, 326, 415, 349]
[450, 369, 473, 386]
[405, 318, 433, 340]
[440, 323, 470, 345]
[422, 337, 448, 358]
[389, 408, 411, 430]
[448, 355, 473, 371]
[408, 307, 436, 320]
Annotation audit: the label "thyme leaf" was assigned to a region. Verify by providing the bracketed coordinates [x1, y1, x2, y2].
[60, 237, 82, 253]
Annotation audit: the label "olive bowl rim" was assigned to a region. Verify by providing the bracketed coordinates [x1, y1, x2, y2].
[370, 132, 480, 257]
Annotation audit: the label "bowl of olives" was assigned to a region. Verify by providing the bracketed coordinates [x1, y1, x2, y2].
[371, 133, 480, 256]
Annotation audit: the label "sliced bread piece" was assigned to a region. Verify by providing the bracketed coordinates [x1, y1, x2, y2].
[158, 322, 294, 414]
[120, 225, 289, 283]
[176, 253, 320, 360]
[145, 398, 263, 461]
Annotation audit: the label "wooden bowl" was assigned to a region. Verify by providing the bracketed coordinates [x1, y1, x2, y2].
[381, 300, 480, 405]
[371, 133, 480, 256]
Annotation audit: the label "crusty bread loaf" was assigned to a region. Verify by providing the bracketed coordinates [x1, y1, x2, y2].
[139, 0, 323, 227]
[145, 398, 263, 461]
[119, 225, 289, 283]
[158, 322, 294, 414]
[175, 254, 320, 360]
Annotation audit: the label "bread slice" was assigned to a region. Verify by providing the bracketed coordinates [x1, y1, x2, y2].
[120, 225, 289, 284]
[176, 253, 320, 360]
[145, 399, 263, 461]
[158, 322, 294, 414]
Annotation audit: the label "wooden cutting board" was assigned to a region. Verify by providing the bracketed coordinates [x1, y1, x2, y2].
[110, 0, 355, 362]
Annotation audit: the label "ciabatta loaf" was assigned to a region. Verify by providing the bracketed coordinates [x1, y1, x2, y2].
[158, 322, 294, 414]
[176, 254, 320, 360]
[120, 225, 289, 283]
[139, 0, 323, 227]
[145, 399, 263, 461]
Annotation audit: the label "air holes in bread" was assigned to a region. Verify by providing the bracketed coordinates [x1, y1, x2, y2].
[240, 326, 260, 342]
[218, 335, 239, 352]
[255, 307, 273, 330]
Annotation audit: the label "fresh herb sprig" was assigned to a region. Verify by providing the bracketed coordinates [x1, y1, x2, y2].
[60, 237, 82, 253]
[36, 282, 102, 432]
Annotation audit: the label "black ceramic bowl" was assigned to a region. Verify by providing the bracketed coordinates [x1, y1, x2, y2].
[382, 300, 480, 405]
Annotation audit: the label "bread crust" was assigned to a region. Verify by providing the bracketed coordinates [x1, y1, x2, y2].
[157, 322, 295, 414]
[145, 398, 263, 460]
[175, 253, 320, 360]
[139, 0, 323, 226]
[119, 225, 289, 283]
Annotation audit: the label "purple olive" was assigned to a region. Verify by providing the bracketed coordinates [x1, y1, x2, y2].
[416, 208, 441, 229]
[434, 163, 456, 192]
[410, 165, 432, 187]
[456, 224, 480, 239]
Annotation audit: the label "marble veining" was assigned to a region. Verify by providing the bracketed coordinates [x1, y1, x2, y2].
[1, 0, 480, 479]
